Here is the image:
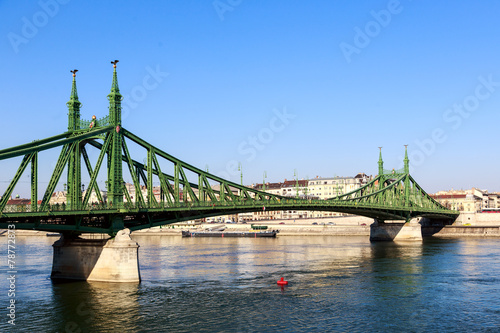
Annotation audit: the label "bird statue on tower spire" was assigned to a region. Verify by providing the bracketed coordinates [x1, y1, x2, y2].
[67, 69, 81, 131]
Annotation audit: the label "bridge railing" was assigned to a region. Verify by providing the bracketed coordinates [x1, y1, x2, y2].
[2, 205, 36, 213]
[1, 199, 315, 213]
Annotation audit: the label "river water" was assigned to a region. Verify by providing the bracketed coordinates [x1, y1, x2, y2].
[1, 235, 499, 332]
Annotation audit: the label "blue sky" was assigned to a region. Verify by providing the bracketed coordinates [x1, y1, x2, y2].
[1, 0, 500, 196]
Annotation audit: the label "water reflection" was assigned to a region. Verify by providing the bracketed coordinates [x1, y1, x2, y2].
[368, 241, 425, 294]
[51, 281, 140, 332]
[134, 235, 374, 288]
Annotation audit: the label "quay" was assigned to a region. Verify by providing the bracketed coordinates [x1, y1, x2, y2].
[132, 213, 500, 238]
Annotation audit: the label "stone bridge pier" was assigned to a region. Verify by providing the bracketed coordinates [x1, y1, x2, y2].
[51, 228, 140, 282]
[369, 218, 423, 241]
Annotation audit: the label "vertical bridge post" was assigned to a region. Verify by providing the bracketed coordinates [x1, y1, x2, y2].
[67, 70, 82, 210]
[107, 60, 125, 233]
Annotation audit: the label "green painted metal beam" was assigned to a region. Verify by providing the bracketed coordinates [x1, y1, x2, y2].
[81, 146, 104, 204]
[0, 126, 113, 161]
[147, 148, 154, 207]
[122, 139, 145, 206]
[30, 152, 37, 212]
[0, 153, 34, 212]
[40, 143, 72, 211]
[82, 137, 111, 207]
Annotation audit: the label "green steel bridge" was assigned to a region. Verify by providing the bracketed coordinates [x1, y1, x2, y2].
[0, 63, 459, 236]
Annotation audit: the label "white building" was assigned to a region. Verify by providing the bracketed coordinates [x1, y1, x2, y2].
[308, 173, 370, 200]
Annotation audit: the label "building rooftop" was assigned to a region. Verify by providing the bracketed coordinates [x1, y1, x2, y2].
[6, 198, 32, 205]
[431, 194, 467, 199]
[282, 180, 308, 188]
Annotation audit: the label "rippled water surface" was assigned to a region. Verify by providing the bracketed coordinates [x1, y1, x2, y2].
[1, 235, 500, 332]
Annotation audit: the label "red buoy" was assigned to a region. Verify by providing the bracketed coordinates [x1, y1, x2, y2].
[277, 277, 288, 285]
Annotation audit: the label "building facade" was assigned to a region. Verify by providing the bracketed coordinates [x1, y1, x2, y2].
[245, 174, 371, 220]
[431, 188, 500, 212]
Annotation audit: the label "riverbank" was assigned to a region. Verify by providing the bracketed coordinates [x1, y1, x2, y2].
[133, 216, 373, 236]
[133, 224, 371, 236]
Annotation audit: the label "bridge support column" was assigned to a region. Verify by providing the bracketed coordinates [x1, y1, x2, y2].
[370, 218, 422, 241]
[51, 228, 140, 282]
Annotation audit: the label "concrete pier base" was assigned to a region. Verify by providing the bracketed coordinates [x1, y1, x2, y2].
[51, 228, 140, 282]
[370, 219, 423, 241]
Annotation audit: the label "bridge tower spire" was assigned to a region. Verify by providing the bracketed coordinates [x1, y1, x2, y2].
[67, 70, 82, 209]
[377, 147, 384, 190]
[378, 147, 383, 176]
[403, 145, 409, 174]
[67, 70, 81, 131]
[107, 60, 124, 214]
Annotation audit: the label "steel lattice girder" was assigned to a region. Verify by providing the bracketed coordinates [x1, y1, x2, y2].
[0, 125, 459, 234]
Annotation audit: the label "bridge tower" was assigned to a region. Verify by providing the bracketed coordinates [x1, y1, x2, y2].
[404, 145, 410, 208]
[66, 70, 82, 210]
[103, 60, 126, 233]
[50, 62, 140, 283]
[370, 146, 423, 241]
[107, 60, 124, 211]
[378, 147, 383, 190]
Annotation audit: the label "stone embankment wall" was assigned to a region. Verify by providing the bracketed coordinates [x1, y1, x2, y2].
[430, 226, 500, 237]
[455, 212, 500, 226]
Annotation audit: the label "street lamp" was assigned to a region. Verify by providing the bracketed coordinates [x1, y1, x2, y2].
[238, 162, 243, 186]
[304, 176, 309, 197]
[262, 171, 267, 192]
[294, 169, 299, 199]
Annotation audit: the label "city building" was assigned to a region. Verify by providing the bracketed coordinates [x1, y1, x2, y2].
[308, 173, 371, 200]
[249, 180, 311, 220]
[307, 173, 371, 218]
[3, 197, 32, 213]
[244, 174, 371, 220]
[431, 188, 500, 212]
[49, 189, 108, 206]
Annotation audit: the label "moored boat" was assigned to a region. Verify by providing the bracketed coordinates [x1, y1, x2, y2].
[182, 230, 277, 238]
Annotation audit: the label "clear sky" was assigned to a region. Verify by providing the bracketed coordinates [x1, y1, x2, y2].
[1, 0, 500, 197]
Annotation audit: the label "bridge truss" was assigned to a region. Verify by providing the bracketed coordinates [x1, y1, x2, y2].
[0, 63, 459, 235]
